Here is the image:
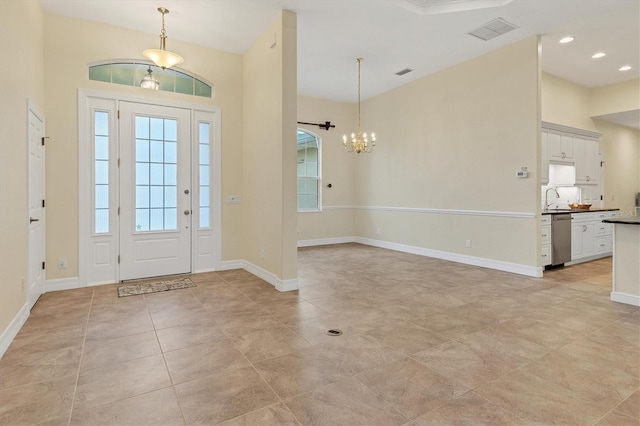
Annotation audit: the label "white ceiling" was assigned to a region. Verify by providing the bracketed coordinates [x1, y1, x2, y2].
[41, 0, 639, 106]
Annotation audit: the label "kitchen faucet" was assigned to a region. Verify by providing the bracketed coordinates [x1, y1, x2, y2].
[545, 187, 560, 211]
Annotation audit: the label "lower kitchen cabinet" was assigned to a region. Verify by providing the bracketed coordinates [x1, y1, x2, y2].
[572, 222, 595, 259]
[541, 215, 552, 266]
[570, 211, 619, 263]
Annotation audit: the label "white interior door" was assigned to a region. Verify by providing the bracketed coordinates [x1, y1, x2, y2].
[119, 102, 192, 281]
[28, 103, 45, 309]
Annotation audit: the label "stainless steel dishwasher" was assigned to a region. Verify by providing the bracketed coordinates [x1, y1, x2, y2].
[551, 214, 572, 265]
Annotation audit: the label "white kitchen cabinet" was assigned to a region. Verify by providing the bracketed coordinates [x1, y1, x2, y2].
[540, 215, 552, 266]
[570, 211, 618, 262]
[572, 222, 595, 259]
[548, 131, 573, 162]
[575, 137, 599, 185]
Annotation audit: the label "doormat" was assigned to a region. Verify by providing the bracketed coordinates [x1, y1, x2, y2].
[117, 277, 196, 298]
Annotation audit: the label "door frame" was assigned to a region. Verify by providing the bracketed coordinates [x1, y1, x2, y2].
[78, 89, 221, 286]
[27, 98, 46, 309]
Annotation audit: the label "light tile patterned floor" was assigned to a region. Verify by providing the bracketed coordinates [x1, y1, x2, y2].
[1, 243, 638, 425]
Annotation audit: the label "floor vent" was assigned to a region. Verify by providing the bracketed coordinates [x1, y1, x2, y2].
[468, 17, 519, 41]
[326, 329, 343, 336]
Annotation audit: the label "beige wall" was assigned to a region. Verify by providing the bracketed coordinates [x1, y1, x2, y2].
[0, 1, 44, 337]
[297, 96, 356, 241]
[590, 79, 640, 117]
[242, 10, 298, 281]
[542, 73, 597, 131]
[43, 14, 245, 280]
[350, 36, 541, 267]
[596, 119, 640, 214]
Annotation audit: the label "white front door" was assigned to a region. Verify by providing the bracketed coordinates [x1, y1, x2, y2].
[119, 102, 192, 281]
[28, 103, 46, 309]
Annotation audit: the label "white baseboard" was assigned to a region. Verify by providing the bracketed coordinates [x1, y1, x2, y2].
[0, 302, 29, 359]
[566, 253, 611, 266]
[46, 277, 81, 292]
[354, 237, 541, 277]
[241, 261, 299, 292]
[298, 236, 355, 247]
[610, 291, 640, 307]
[219, 260, 244, 271]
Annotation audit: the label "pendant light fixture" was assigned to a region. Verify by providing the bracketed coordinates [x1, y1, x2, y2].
[140, 66, 159, 90]
[143, 7, 184, 69]
[343, 58, 376, 154]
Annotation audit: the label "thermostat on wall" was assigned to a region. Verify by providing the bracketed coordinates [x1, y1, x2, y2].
[516, 167, 528, 178]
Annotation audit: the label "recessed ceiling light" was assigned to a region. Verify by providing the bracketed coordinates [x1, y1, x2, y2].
[591, 52, 606, 59]
[559, 36, 574, 44]
[619, 65, 632, 71]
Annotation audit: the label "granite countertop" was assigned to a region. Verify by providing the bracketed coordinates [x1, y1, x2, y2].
[602, 216, 640, 225]
[542, 208, 620, 215]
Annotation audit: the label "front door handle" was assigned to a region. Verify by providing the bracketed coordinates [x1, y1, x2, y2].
[30, 217, 40, 223]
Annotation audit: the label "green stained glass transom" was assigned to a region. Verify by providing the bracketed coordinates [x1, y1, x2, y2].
[88, 62, 213, 98]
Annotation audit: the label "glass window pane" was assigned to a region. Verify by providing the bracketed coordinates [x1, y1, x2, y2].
[136, 139, 149, 162]
[95, 111, 109, 136]
[164, 164, 177, 186]
[95, 209, 109, 233]
[89, 64, 112, 83]
[136, 209, 149, 232]
[95, 160, 109, 185]
[150, 209, 164, 230]
[199, 165, 209, 186]
[297, 178, 307, 194]
[154, 67, 175, 93]
[306, 161, 318, 177]
[136, 186, 149, 208]
[150, 140, 163, 163]
[136, 163, 149, 185]
[175, 72, 193, 94]
[111, 63, 135, 85]
[150, 163, 163, 185]
[200, 188, 209, 207]
[95, 136, 109, 161]
[199, 144, 209, 165]
[150, 118, 164, 140]
[95, 184, 109, 209]
[200, 207, 210, 228]
[309, 179, 318, 194]
[165, 208, 177, 229]
[306, 195, 318, 210]
[165, 142, 177, 164]
[199, 123, 210, 144]
[136, 116, 149, 139]
[164, 186, 177, 208]
[164, 119, 177, 142]
[150, 186, 164, 208]
[195, 79, 212, 97]
[297, 162, 305, 176]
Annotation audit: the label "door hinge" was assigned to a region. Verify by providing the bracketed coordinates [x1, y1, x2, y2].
[42, 199, 45, 208]
[117, 255, 120, 264]
[600, 195, 603, 200]
[41, 136, 49, 146]
[117, 110, 120, 119]
[117, 158, 120, 167]
[42, 261, 45, 270]
[117, 207, 120, 215]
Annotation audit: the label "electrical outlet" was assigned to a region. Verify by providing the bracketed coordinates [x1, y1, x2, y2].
[58, 257, 67, 269]
[465, 240, 472, 248]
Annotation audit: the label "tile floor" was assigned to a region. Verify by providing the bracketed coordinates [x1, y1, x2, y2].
[1, 243, 638, 425]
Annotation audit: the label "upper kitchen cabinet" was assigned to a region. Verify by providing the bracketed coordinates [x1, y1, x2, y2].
[548, 131, 574, 162]
[541, 122, 602, 186]
[574, 137, 600, 185]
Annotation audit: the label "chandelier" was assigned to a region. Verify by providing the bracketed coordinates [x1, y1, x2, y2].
[140, 66, 159, 90]
[343, 58, 376, 154]
[143, 7, 184, 69]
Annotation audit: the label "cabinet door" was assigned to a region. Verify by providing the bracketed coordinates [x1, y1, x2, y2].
[561, 134, 574, 160]
[574, 137, 588, 184]
[584, 139, 599, 184]
[548, 132, 563, 160]
[581, 223, 595, 256]
[571, 223, 583, 259]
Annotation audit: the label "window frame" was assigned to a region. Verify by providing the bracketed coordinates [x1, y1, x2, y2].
[296, 129, 322, 213]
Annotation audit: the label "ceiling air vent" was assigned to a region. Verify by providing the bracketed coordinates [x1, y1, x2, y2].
[468, 18, 519, 41]
[395, 68, 413, 76]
